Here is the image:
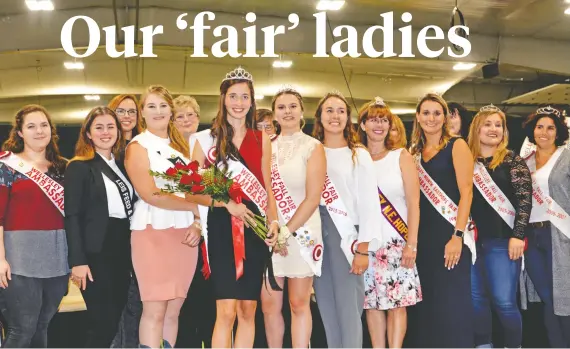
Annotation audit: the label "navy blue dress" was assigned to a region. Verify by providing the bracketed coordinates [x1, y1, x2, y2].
[413, 137, 474, 348]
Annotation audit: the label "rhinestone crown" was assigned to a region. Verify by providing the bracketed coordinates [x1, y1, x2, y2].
[222, 66, 253, 82]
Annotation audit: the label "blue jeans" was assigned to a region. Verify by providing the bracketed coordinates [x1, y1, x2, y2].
[525, 226, 570, 348]
[471, 238, 522, 348]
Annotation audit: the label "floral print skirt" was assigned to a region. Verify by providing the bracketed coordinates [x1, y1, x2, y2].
[364, 237, 422, 310]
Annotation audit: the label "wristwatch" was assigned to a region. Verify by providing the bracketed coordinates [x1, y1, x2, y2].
[453, 229, 464, 238]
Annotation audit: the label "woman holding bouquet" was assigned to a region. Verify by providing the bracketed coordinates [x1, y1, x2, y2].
[311, 91, 386, 348]
[188, 67, 279, 348]
[125, 85, 201, 348]
[260, 86, 326, 348]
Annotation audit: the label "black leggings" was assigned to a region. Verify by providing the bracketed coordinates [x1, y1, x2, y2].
[0, 273, 69, 348]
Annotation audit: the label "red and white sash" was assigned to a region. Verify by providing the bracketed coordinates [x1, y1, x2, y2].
[320, 174, 359, 265]
[190, 130, 269, 274]
[0, 151, 64, 216]
[525, 151, 570, 239]
[416, 156, 476, 263]
[473, 162, 516, 229]
[270, 138, 323, 275]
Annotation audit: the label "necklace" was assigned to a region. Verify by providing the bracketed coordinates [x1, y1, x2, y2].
[370, 148, 388, 156]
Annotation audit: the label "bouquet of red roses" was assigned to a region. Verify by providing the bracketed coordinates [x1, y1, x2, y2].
[150, 161, 269, 240]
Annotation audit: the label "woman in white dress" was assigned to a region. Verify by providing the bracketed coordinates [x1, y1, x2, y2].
[357, 97, 422, 348]
[311, 91, 386, 348]
[260, 86, 326, 348]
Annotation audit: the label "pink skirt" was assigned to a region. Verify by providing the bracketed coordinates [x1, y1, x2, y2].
[131, 225, 198, 301]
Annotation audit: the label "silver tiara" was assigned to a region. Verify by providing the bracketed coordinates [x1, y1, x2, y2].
[277, 84, 300, 94]
[417, 91, 443, 102]
[222, 66, 253, 82]
[329, 89, 345, 98]
[480, 104, 501, 113]
[373, 96, 385, 106]
[536, 105, 561, 117]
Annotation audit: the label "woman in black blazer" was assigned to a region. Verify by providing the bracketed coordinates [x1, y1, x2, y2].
[64, 106, 136, 348]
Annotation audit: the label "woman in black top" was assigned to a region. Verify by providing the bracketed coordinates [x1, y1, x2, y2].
[467, 105, 532, 348]
[64, 106, 136, 348]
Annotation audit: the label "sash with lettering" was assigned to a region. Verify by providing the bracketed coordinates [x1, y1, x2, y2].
[377, 187, 408, 241]
[270, 137, 323, 276]
[473, 162, 516, 229]
[525, 150, 570, 239]
[190, 130, 268, 280]
[0, 151, 64, 216]
[415, 155, 477, 264]
[320, 174, 359, 265]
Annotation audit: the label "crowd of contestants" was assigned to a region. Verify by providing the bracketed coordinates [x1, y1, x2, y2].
[0, 65, 568, 349]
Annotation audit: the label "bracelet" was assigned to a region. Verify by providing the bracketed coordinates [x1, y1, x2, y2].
[270, 220, 280, 226]
[355, 250, 369, 256]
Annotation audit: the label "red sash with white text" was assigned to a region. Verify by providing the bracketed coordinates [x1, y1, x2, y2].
[0, 151, 64, 216]
[525, 150, 570, 239]
[377, 187, 408, 241]
[473, 162, 516, 229]
[415, 155, 477, 263]
[270, 137, 323, 275]
[190, 130, 268, 278]
[320, 174, 359, 265]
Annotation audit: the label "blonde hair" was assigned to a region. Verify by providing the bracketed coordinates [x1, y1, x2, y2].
[391, 115, 408, 149]
[410, 93, 452, 155]
[467, 110, 509, 170]
[173, 95, 201, 117]
[139, 85, 190, 158]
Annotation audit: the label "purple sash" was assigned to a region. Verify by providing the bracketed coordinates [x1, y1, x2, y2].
[378, 187, 408, 241]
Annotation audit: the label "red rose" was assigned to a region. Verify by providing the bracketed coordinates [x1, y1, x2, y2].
[189, 172, 202, 184]
[229, 182, 244, 202]
[165, 167, 178, 177]
[175, 162, 185, 170]
[191, 185, 205, 193]
[180, 174, 193, 185]
[187, 161, 199, 172]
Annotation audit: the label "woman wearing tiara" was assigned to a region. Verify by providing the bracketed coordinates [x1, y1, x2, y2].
[311, 91, 385, 348]
[467, 105, 531, 349]
[520, 106, 570, 347]
[357, 97, 422, 348]
[188, 67, 279, 348]
[409, 93, 475, 348]
[260, 86, 326, 348]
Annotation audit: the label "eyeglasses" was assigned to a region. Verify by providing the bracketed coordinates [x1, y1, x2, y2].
[256, 122, 274, 131]
[115, 108, 138, 117]
[366, 117, 388, 125]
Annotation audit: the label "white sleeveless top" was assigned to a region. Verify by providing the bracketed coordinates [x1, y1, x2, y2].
[129, 130, 194, 231]
[374, 148, 408, 240]
[272, 132, 323, 278]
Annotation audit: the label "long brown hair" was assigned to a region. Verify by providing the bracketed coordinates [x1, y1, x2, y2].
[2, 104, 67, 175]
[410, 93, 452, 155]
[312, 92, 362, 163]
[71, 107, 125, 162]
[468, 110, 509, 170]
[139, 85, 190, 158]
[357, 99, 396, 149]
[211, 79, 257, 169]
[107, 94, 143, 137]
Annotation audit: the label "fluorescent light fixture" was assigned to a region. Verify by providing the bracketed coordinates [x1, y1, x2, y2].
[255, 94, 265, 100]
[565, 7, 570, 15]
[390, 108, 416, 115]
[453, 62, 477, 71]
[272, 60, 293, 68]
[25, 0, 54, 11]
[84, 95, 100, 101]
[566, 0, 570, 4]
[316, 0, 345, 11]
[64, 61, 84, 70]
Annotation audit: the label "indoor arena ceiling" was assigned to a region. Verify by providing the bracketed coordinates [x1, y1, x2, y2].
[0, 0, 569, 123]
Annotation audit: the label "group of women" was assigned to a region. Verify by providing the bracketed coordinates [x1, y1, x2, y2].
[0, 65, 568, 349]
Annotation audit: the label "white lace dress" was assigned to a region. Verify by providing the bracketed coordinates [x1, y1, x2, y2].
[272, 132, 323, 278]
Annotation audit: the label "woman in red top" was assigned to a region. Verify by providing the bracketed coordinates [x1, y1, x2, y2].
[188, 67, 279, 348]
[0, 104, 69, 347]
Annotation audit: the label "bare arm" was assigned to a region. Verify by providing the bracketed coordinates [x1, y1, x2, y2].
[261, 132, 278, 224]
[125, 142, 198, 213]
[400, 149, 420, 246]
[285, 143, 326, 233]
[452, 139, 474, 233]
